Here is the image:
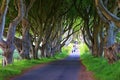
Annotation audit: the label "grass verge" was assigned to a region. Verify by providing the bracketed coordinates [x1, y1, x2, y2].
[0, 46, 70, 80]
[81, 53, 120, 80]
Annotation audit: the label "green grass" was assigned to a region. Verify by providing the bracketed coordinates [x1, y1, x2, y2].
[0, 46, 70, 80]
[79, 43, 89, 55]
[79, 43, 120, 80]
[81, 53, 120, 80]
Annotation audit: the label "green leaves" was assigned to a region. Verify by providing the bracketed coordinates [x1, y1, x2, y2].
[80, 0, 91, 9]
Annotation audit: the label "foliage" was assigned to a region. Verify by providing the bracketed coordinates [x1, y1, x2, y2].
[116, 32, 120, 43]
[81, 53, 120, 80]
[79, 43, 89, 55]
[0, 46, 69, 80]
[62, 43, 73, 53]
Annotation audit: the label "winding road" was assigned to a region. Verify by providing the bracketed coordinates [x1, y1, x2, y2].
[11, 51, 81, 80]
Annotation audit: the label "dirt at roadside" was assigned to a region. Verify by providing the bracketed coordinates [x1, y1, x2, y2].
[79, 61, 95, 80]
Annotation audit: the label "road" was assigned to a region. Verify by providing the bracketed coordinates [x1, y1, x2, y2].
[11, 51, 80, 80]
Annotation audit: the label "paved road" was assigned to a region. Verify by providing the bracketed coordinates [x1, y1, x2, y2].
[12, 52, 80, 80]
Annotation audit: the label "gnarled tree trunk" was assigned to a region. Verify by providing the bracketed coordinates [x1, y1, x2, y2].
[33, 36, 41, 59]
[0, 0, 9, 66]
[106, 21, 115, 47]
[20, 18, 31, 59]
[0, 0, 24, 66]
[20, 0, 35, 59]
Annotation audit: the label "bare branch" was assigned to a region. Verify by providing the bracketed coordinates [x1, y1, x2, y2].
[0, 0, 10, 40]
[7, 0, 24, 41]
[95, 0, 120, 27]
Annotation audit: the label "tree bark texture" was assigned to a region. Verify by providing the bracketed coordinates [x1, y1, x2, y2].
[0, 0, 24, 66]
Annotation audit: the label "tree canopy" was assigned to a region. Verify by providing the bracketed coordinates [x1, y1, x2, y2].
[0, 0, 120, 65]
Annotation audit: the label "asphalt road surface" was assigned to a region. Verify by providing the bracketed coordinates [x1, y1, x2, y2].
[12, 51, 80, 80]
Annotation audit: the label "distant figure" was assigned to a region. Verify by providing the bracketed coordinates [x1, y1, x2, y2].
[71, 41, 80, 57]
[72, 42, 78, 53]
[72, 45, 75, 53]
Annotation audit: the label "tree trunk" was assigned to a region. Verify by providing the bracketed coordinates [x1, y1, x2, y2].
[33, 41, 40, 59]
[92, 30, 99, 56]
[2, 44, 15, 65]
[0, 0, 9, 40]
[20, 18, 31, 59]
[98, 25, 104, 56]
[1, 0, 24, 66]
[41, 44, 46, 57]
[20, 0, 35, 59]
[40, 43, 52, 58]
[43, 43, 52, 57]
[92, 21, 102, 57]
[106, 21, 115, 47]
[95, 0, 120, 28]
[14, 37, 23, 59]
[0, 0, 9, 66]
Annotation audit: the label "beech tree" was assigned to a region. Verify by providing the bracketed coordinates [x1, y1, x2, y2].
[0, 0, 24, 65]
[14, 0, 35, 59]
[1, 0, 120, 65]
[27, 0, 81, 58]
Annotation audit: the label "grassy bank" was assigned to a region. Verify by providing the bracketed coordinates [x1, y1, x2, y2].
[81, 53, 120, 80]
[0, 46, 71, 80]
[79, 43, 120, 80]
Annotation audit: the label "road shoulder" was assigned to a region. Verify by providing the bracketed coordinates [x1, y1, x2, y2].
[79, 60, 95, 80]
[9, 63, 47, 80]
